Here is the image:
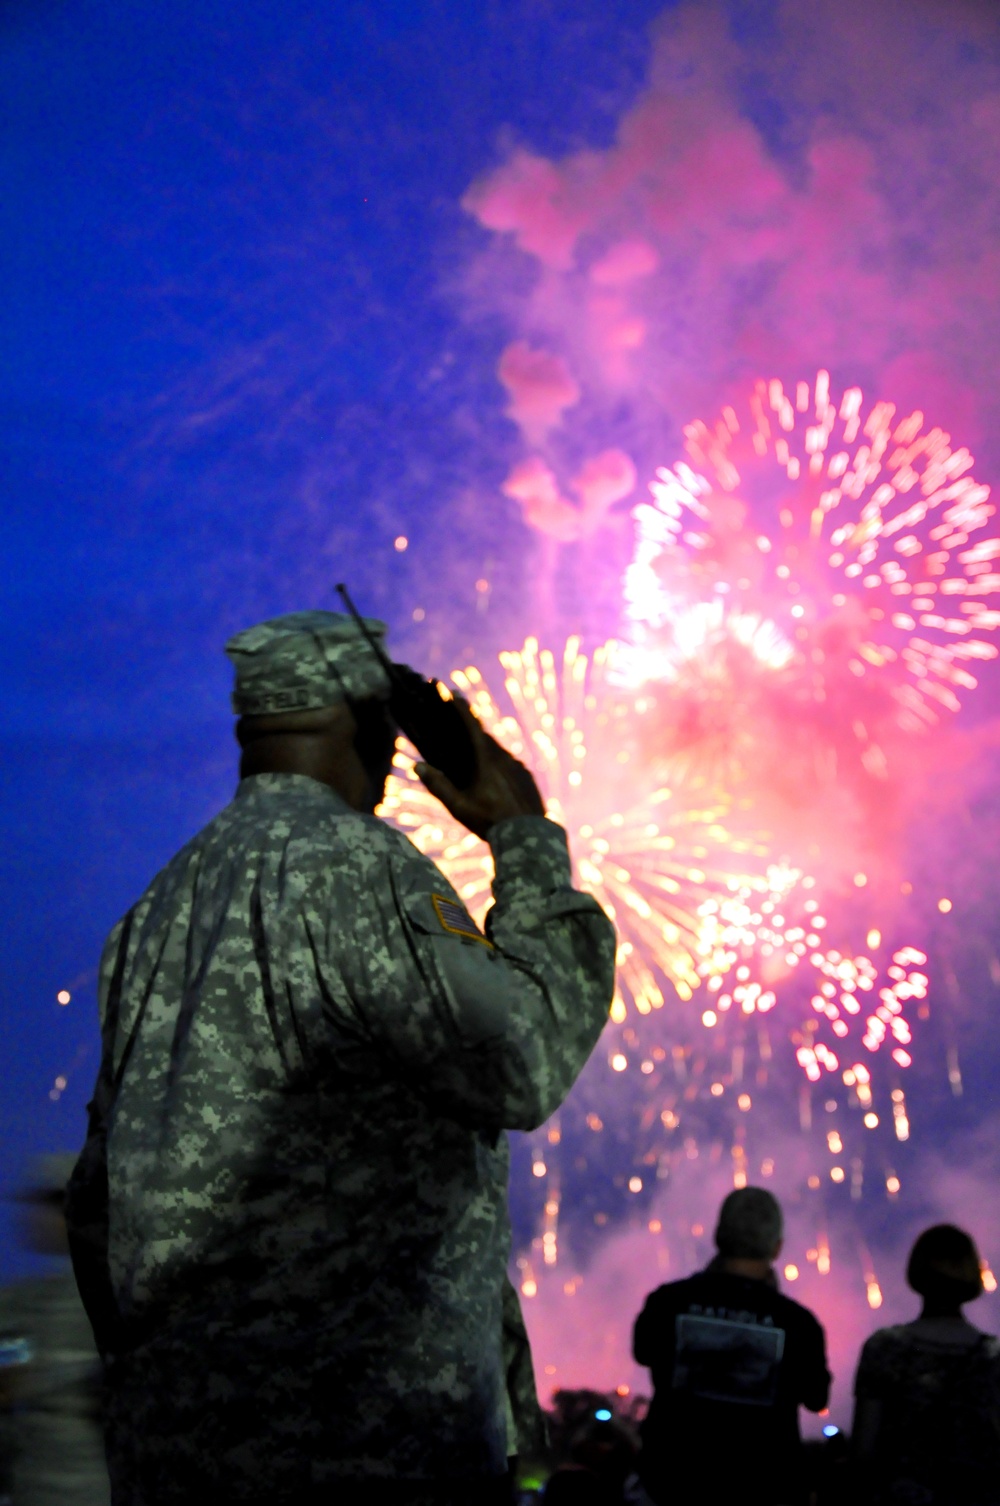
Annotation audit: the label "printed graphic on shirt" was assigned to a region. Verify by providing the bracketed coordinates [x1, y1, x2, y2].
[672, 1313, 785, 1407]
[431, 893, 493, 946]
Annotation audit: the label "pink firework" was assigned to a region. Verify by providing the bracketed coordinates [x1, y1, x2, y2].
[690, 881, 926, 1085]
[626, 370, 998, 730]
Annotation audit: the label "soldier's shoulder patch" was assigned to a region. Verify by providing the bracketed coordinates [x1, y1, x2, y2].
[431, 893, 493, 947]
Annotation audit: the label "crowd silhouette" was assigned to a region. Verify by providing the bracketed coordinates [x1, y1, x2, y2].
[2, 1172, 998, 1506]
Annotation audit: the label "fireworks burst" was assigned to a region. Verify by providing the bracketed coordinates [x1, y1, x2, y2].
[626, 369, 998, 730]
[512, 895, 930, 1325]
[379, 635, 782, 1009]
[513, 888, 930, 1318]
[379, 635, 925, 1079]
[379, 632, 934, 1323]
[692, 888, 925, 1081]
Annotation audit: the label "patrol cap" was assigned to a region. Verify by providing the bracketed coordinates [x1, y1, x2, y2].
[225, 610, 392, 716]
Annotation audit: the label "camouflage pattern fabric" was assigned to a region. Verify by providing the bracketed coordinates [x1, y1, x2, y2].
[66, 773, 615, 1503]
[225, 610, 390, 714]
[502, 1275, 550, 1465]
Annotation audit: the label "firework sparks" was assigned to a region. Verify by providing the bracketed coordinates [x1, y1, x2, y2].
[523, 898, 929, 1322]
[610, 598, 804, 796]
[379, 635, 783, 1010]
[692, 885, 926, 1081]
[379, 631, 933, 1322]
[379, 635, 925, 1080]
[626, 370, 998, 729]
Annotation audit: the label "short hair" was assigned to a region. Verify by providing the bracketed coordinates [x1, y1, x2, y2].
[715, 1187, 783, 1259]
[907, 1224, 983, 1305]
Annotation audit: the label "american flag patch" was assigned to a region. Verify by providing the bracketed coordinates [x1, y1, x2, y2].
[431, 893, 493, 946]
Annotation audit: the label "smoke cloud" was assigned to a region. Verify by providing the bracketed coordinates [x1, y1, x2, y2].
[463, 0, 1000, 541]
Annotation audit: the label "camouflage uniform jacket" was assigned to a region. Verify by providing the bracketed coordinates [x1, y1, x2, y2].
[66, 773, 615, 1501]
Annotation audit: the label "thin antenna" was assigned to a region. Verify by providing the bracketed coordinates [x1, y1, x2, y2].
[336, 582, 396, 675]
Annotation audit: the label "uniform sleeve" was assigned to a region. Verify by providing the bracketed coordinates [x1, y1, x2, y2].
[65, 916, 130, 1357]
[313, 813, 616, 1132]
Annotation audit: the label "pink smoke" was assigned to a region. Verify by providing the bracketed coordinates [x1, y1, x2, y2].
[463, 149, 589, 271]
[501, 449, 636, 542]
[463, 0, 1000, 541]
[497, 341, 580, 443]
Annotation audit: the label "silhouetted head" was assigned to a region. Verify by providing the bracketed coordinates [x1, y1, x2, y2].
[14, 1152, 76, 1256]
[235, 699, 397, 813]
[568, 1417, 637, 1483]
[226, 610, 397, 812]
[715, 1186, 783, 1261]
[907, 1224, 983, 1307]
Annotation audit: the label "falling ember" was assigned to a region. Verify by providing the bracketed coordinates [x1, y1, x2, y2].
[890, 1088, 911, 1141]
[947, 1046, 964, 1097]
[626, 370, 998, 730]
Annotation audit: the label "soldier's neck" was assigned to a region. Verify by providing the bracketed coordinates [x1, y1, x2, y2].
[240, 737, 364, 806]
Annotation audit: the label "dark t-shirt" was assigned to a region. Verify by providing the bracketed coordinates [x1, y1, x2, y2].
[633, 1267, 830, 1506]
[855, 1319, 1000, 1505]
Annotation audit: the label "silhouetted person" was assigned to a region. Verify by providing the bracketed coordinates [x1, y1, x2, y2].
[542, 1414, 637, 1506]
[65, 612, 615, 1506]
[0, 1155, 109, 1506]
[853, 1223, 1000, 1505]
[632, 1187, 830, 1506]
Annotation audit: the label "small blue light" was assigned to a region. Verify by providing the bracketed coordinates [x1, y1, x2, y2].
[822, 1424, 839, 1437]
[595, 1409, 612, 1421]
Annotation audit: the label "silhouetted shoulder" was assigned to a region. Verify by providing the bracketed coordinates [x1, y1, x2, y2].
[772, 1290, 825, 1330]
[648, 1275, 701, 1301]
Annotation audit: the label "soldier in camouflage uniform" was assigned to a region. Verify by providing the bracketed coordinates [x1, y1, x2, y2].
[65, 611, 616, 1506]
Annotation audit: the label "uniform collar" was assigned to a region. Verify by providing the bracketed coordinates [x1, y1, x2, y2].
[234, 772, 354, 814]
